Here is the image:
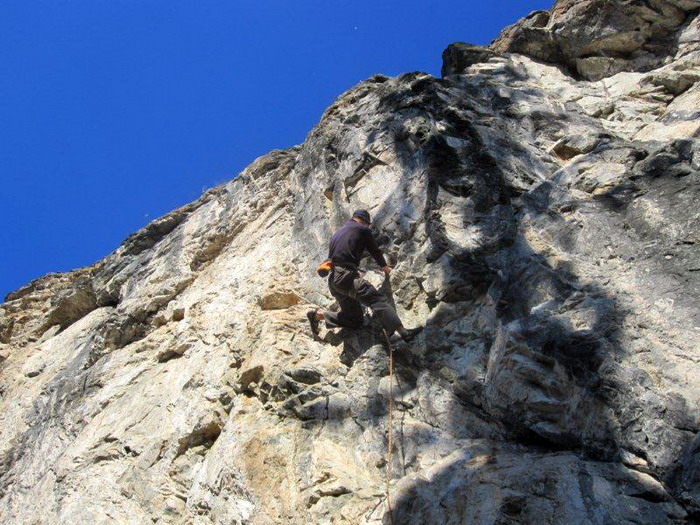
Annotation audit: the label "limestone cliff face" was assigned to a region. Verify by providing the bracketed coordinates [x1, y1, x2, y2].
[1, 1, 699, 523]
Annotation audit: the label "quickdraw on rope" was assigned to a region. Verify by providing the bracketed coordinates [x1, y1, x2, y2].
[382, 328, 395, 525]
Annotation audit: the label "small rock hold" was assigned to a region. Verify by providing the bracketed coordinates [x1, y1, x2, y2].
[172, 308, 186, 322]
[156, 341, 192, 362]
[260, 291, 302, 310]
[235, 364, 265, 393]
[23, 361, 45, 378]
[552, 134, 601, 160]
[285, 367, 322, 385]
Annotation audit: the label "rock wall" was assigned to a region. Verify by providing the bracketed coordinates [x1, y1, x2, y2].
[0, 0, 699, 523]
[487, 0, 700, 81]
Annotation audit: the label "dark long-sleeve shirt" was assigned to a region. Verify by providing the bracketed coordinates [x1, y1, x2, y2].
[328, 220, 387, 270]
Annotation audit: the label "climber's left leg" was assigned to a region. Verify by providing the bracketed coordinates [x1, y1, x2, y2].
[353, 278, 402, 335]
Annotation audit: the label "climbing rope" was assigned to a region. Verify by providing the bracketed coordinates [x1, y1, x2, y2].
[382, 328, 395, 525]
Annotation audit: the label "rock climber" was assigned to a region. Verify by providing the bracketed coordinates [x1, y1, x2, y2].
[307, 209, 423, 343]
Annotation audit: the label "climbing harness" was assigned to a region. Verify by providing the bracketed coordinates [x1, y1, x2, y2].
[382, 328, 396, 525]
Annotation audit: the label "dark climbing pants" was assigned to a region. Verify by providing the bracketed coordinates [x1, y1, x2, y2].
[322, 267, 403, 335]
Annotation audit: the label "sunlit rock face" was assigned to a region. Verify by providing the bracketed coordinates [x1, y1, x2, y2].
[0, 0, 698, 523]
[486, 0, 700, 81]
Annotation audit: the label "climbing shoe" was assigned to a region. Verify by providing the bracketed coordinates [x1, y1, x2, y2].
[399, 326, 423, 343]
[307, 309, 320, 336]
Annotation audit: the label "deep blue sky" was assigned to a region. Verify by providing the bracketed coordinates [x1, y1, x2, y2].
[1, 0, 551, 300]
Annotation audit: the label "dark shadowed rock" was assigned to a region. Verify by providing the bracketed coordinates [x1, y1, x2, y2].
[441, 43, 498, 76]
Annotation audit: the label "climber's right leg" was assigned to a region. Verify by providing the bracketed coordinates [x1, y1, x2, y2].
[354, 278, 423, 342]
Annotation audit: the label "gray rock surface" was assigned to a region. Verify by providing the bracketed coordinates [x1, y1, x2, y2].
[1, 1, 699, 523]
